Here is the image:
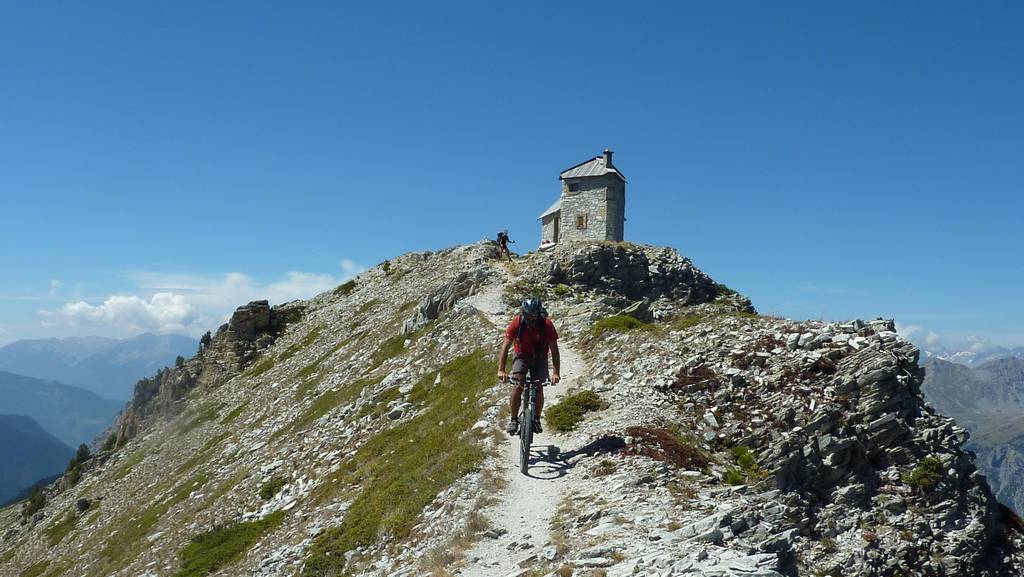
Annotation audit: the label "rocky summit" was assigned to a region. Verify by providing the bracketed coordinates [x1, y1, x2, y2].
[1, 241, 1021, 577]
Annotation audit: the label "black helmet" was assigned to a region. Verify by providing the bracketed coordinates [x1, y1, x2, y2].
[521, 297, 543, 316]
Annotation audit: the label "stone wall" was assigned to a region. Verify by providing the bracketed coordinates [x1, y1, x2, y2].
[556, 174, 625, 243]
[541, 213, 558, 243]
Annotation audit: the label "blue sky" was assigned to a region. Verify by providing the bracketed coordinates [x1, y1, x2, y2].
[1, 2, 1022, 348]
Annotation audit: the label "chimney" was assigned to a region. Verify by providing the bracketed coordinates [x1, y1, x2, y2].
[603, 149, 613, 167]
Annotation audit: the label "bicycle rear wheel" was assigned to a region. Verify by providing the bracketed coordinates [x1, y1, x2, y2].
[520, 390, 533, 474]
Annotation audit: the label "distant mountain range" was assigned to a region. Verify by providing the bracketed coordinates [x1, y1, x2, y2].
[0, 333, 197, 401]
[922, 343, 1024, 368]
[922, 356, 1024, 514]
[0, 414, 73, 506]
[0, 370, 123, 448]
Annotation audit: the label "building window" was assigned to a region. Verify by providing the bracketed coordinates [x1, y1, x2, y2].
[576, 214, 587, 229]
[568, 182, 580, 192]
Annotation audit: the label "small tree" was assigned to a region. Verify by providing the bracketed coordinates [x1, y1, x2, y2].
[175, 355, 185, 368]
[199, 331, 213, 353]
[74, 443, 90, 464]
[23, 487, 45, 518]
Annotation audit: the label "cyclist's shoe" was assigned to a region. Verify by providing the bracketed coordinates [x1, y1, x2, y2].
[506, 419, 520, 435]
[532, 418, 543, 434]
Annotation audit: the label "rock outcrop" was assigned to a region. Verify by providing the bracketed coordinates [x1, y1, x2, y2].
[543, 243, 720, 304]
[114, 300, 304, 444]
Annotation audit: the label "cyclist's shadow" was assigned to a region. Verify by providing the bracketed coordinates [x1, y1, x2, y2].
[520, 436, 626, 480]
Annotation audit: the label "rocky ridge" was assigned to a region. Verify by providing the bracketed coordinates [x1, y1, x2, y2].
[0, 240, 1020, 577]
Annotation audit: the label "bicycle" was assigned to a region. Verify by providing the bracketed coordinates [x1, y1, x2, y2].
[515, 376, 550, 475]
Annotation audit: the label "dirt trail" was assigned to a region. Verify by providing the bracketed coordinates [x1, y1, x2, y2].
[460, 271, 589, 576]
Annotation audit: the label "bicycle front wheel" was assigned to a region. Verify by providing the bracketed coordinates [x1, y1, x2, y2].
[520, 399, 533, 474]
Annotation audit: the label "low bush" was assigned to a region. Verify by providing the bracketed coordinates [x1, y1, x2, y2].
[100, 472, 211, 572]
[178, 402, 224, 435]
[258, 476, 287, 501]
[173, 511, 284, 577]
[724, 468, 745, 485]
[22, 488, 45, 519]
[333, 279, 356, 296]
[303, 351, 493, 576]
[590, 315, 656, 337]
[278, 376, 381, 439]
[593, 459, 617, 477]
[219, 402, 250, 426]
[623, 427, 710, 470]
[714, 282, 737, 297]
[545, 390, 607, 432]
[903, 456, 943, 489]
[369, 322, 433, 370]
[279, 326, 323, 363]
[502, 279, 550, 308]
[19, 561, 49, 577]
[670, 315, 706, 331]
[45, 510, 77, 546]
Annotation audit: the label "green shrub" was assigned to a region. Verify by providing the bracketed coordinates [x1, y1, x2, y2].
[279, 326, 323, 363]
[303, 351, 493, 576]
[276, 304, 307, 327]
[173, 511, 284, 577]
[357, 299, 381, 314]
[22, 487, 45, 518]
[724, 468, 745, 485]
[278, 376, 381, 439]
[730, 446, 757, 471]
[552, 284, 571, 297]
[246, 356, 276, 377]
[502, 279, 550, 308]
[369, 322, 433, 370]
[100, 472, 211, 571]
[590, 315, 656, 337]
[593, 459, 617, 477]
[220, 402, 250, 426]
[714, 282, 737, 297]
[671, 315, 706, 331]
[102, 433, 118, 452]
[2, 548, 16, 563]
[258, 476, 287, 501]
[545, 390, 607, 432]
[296, 336, 356, 382]
[19, 561, 48, 577]
[353, 387, 401, 421]
[179, 402, 224, 435]
[903, 456, 943, 489]
[45, 510, 78, 546]
[113, 451, 145, 481]
[334, 279, 357, 296]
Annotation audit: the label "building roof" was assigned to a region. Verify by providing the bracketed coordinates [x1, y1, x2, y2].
[537, 199, 561, 220]
[559, 156, 626, 181]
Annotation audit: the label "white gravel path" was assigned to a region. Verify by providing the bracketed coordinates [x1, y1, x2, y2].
[460, 271, 589, 577]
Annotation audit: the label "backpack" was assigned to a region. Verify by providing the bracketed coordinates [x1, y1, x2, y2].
[515, 310, 549, 360]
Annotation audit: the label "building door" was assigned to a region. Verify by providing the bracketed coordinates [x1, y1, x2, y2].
[553, 216, 559, 242]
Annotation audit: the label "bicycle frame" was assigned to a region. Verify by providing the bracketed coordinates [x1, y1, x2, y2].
[516, 377, 549, 474]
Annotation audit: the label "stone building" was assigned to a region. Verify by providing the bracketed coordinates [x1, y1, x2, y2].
[538, 149, 625, 245]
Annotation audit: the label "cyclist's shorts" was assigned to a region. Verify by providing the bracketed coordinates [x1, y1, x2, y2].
[511, 354, 549, 382]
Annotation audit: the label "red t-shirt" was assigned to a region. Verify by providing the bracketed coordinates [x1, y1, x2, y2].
[505, 315, 558, 356]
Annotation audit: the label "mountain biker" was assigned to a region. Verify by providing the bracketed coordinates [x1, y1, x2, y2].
[497, 297, 561, 435]
[496, 230, 514, 262]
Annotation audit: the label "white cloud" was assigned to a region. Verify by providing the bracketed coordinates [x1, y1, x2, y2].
[41, 293, 200, 336]
[896, 323, 923, 341]
[38, 260, 365, 338]
[340, 259, 365, 278]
